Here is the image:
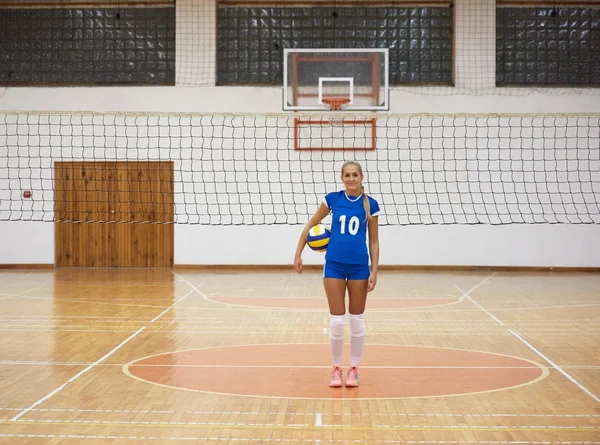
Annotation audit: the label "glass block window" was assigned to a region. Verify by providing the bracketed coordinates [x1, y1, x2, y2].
[0, 7, 176, 85]
[497, 7, 600, 86]
[217, 6, 453, 86]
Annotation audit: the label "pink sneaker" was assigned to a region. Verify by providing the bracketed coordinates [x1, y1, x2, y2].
[329, 366, 343, 387]
[345, 367, 359, 387]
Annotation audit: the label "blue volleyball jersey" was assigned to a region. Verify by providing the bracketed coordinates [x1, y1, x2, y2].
[323, 190, 381, 265]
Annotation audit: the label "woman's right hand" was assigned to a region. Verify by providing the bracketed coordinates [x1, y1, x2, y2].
[293, 255, 303, 274]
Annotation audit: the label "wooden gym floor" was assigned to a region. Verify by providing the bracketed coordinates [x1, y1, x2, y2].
[0, 268, 598, 444]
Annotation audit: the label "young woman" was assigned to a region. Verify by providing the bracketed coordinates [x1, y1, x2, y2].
[294, 160, 380, 388]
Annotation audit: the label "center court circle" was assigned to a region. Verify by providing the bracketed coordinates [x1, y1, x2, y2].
[124, 344, 548, 399]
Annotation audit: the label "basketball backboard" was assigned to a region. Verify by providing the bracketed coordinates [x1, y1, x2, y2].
[283, 49, 389, 111]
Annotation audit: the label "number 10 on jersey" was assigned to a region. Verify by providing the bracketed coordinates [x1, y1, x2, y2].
[339, 215, 359, 235]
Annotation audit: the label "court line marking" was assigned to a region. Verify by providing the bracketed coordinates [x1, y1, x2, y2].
[2, 318, 597, 327]
[1, 324, 598, 331]
[1, 316, 597, 326]
[0, 435, 598, 443]
[210, 295, 458, 300]
[0, 315, 596, 322]
[5, 359, 596, 368]
[5, 328, 596, 335]
[2, 323, 597, 331]
[2, 408, 177, 413]
[109, 302, 600, 312]
[1, 419, 599, 432]
[9, 285, 200, 421]
[158, 302, 600, 312]
[128, 364, 544, 369]
[5, 328, 598, 336]
[456, 285, 600, 404]
[198, 411, 600, 418]
[10, 295, 171, 309]
[0, 360, 563, 369]
[1, 408, 599, 418]
[0, 315, 153, 320]
[3, 321, 598, 331]
[423, 302, 600, 312]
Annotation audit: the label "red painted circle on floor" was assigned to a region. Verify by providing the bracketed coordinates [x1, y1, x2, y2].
[125, 344, 546, 399]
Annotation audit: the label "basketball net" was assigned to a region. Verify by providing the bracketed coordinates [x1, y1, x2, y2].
[322, 97, 350, 126]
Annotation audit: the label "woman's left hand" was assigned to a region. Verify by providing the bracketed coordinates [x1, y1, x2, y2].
[367, 274, 377, 292]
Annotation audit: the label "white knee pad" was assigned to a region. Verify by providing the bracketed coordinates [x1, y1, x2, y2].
[349, 313, 366, 337]
[329, 314, 345, 340]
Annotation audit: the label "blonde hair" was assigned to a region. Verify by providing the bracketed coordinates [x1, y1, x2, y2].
[341, 160, 371, 220]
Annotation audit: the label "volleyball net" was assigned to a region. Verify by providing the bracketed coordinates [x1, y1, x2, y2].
[1, 111, 599, 225]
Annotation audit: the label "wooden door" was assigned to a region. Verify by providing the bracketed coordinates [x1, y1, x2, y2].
[55, 161, 174, 268]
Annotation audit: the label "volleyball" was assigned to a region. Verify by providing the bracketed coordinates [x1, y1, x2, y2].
[306, 224, 331, 252]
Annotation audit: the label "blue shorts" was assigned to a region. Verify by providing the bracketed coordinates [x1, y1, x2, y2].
[323, 260, 370, 281]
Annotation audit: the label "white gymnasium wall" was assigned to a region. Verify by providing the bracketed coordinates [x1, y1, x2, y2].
[0, 0, 599, 267]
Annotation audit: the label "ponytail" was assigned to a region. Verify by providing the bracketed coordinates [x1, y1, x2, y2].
[361, 185, 371, 220]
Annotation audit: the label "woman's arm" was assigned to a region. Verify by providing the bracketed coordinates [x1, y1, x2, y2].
[367, 215, 379, 291]
[293, 203, 331, 273]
